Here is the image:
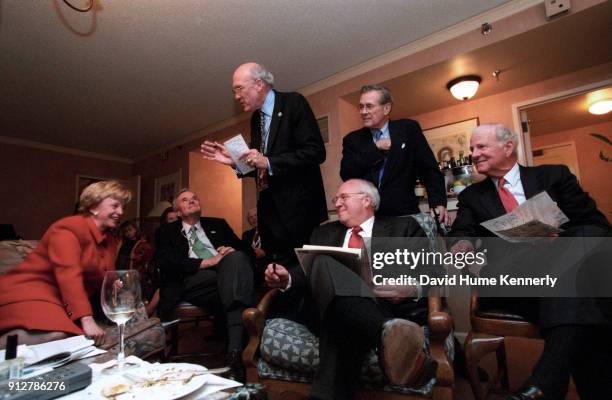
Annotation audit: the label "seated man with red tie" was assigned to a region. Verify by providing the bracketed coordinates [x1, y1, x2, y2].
[449, 124, 611, 400]
[154, 188, 255, 382]
[265, 179, 437, 400]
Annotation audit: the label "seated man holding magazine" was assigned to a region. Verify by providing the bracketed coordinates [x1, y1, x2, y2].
[449, 123, 611, 400]
[265, 179, 437, 400]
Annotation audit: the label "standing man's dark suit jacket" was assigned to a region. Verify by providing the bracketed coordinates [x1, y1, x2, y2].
[450, 164, 610, 327]
[244, 90, 328, 259]
[283, 216, 430, 333]
[154, 217, 253, 313]
[340, 119, 446, 216]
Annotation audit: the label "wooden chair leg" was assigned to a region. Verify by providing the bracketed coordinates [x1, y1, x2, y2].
[495, 340, 510, 392]
[465, 331, 505, 400]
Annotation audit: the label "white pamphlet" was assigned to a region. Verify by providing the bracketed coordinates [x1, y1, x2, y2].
[223, 134, 255, 175]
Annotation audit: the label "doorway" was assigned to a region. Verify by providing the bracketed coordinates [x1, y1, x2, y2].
[515, 84, 612, 219]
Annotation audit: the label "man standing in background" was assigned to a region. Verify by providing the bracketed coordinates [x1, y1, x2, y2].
[340, 84, 448, 224]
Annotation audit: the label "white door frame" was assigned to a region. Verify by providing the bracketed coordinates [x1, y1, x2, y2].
[511, 78, 612, 166]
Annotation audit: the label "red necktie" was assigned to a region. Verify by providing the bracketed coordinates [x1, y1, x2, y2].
[348, 226, 364, 249]
[498, 178, 518, 213]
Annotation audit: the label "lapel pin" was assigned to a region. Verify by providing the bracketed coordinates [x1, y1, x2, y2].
[211, 231, 216, 234]
[277, 112, 282, 117]
[401, 143, 406, 149]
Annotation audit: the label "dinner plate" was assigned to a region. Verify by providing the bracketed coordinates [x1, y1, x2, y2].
[84, 362, 208, 400]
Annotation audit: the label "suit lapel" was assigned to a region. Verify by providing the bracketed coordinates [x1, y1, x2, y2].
[379, 121, 402, 189]
[372, 217, 392, 238]
[265, 90, 282, 155]
[519, 166, 541, 199]
[479, 178, 507, 218]
[330, 222, 348, 246]
[198, 218, 219, 248]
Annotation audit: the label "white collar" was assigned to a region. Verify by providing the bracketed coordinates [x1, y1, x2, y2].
[353, 215, 375, 236]
[501, 163, 521, 186]
[182, 220, 203, 235]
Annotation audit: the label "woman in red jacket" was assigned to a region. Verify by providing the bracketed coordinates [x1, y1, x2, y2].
[0, 180, 131, 348]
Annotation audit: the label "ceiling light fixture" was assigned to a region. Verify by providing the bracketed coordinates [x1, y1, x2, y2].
[588, 99, 612, 115]
[446, 75, 482, 101]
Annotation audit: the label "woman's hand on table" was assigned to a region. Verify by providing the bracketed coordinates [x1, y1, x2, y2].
[81, 316, 105, 346]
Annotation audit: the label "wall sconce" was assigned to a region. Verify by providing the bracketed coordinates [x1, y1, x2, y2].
[588, 99, 612, 115]
[446, 75, 482, 101]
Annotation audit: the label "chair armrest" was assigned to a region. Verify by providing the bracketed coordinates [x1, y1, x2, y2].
[427, 291, 454, 389]
[242, 289, 279, 373]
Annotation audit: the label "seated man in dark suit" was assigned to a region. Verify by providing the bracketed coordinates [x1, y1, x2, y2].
[265, 179, 437, 400]
[154, 188, 254, 382]
[449, 123, 611, 400]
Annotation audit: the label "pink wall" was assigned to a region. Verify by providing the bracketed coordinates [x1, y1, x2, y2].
[0, 143, 132, 238]
[132, 119, 253, 234]
[530, 121, 612, 220]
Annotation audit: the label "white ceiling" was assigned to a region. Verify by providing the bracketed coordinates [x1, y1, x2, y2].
[0, 0, 514, 159]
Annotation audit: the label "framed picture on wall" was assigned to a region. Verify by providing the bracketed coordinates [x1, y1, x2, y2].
[76, 174, 142, 220]
[154, 170, 182, 206]
[75, 175, 105, 202]
[423, 118, 479, 163]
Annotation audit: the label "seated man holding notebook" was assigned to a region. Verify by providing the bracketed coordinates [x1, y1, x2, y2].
[265, 179, 437, 400]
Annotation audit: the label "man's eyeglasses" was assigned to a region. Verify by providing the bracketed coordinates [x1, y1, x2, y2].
[232, 85, 246, 95]
[358, 103, 383, 112]
[332, 192, 366, 203]
[232, 79, 261, 95]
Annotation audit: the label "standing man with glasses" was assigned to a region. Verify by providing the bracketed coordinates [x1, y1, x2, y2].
[201, 62, 327, 267]
[154, 189, 254, 382]
[340, 85, 448, 224]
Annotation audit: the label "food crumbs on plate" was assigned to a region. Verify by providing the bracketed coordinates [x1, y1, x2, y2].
[102, 383, 132, 397]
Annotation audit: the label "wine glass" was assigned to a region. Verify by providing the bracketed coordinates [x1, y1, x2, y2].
[100, 270, 141, 374]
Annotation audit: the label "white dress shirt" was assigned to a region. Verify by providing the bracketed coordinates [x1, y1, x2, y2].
[341, 216, 375, 247]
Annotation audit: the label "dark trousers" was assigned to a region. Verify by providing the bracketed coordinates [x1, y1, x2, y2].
[308, 255, 426, 400]
[181, 251, 254, 325]
[528, 325, 612, 400]
[258, 190, 312, 263]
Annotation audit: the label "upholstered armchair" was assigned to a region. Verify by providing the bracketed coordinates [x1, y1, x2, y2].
[242, 288, 454, 399]
[241, 214, 455, 400]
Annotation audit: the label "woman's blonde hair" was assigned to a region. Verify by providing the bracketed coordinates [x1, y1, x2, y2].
[78, 180, 132, 215]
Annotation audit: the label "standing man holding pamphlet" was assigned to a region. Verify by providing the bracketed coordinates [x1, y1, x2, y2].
[201, 62, 327, 266]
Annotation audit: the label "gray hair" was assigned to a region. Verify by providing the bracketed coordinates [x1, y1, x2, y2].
[173, 188, 192, 209]
[250, 63, 274, 88]
[355, 179, 380, 212]
[361, 84, 393, 105]
[473, 123, 519, 156]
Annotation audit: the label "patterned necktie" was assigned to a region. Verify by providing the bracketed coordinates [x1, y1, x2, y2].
[374, 130, 388, 188]
[498, 178, 518, 213]
[189, 226, 214, 259]
[348, 226, 364, 249]
[257, 110, 269, 192]
[252, 230, 261, 249]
